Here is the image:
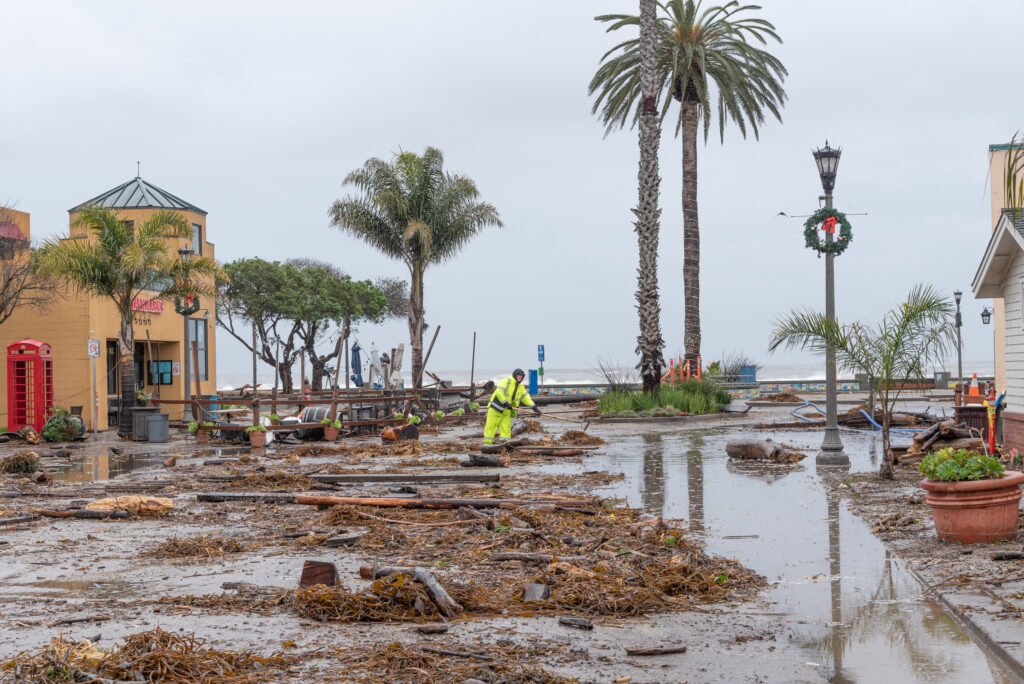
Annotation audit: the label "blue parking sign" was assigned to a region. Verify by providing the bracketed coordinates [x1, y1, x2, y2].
[538, 344, 545, 362]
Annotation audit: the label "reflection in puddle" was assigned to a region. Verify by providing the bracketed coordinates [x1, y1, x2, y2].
[573, 427, 1013, 684]
[11, 578, 145, 599]
[52, 451, 169, 482]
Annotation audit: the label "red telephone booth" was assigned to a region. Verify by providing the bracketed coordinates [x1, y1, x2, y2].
[6, 339, 53, 433]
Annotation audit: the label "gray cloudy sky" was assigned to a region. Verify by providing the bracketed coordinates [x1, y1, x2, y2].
[1, 0, 1017, 383]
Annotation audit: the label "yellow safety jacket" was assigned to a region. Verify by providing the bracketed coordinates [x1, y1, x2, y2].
[488, 375, 535, 415]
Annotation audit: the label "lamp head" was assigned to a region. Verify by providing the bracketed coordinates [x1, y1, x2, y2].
[981, 307, 993, 325]
[953, 290, 962, 306]
[813, 140, 842, 194]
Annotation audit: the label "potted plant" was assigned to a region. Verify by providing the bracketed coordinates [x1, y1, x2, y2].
[189, 421, 214, 445]
[135, 389, 149, 407]
[320, 418, 342, 441]
[919, 448, 1024, 543]
[269, 413, 281, 426]
[246, 424, 268, 447]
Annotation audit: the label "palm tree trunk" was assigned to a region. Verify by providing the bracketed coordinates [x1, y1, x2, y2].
[634, 0, 665, 395]
[117, 311, 135, 437]
[408, 264, 425, 389]
[681, 100, 701, 367]
[879, 406, 893, 479]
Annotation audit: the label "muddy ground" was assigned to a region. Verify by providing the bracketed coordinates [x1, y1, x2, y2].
[0, 407, 830, 683]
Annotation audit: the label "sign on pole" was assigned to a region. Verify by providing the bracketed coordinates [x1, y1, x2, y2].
[537, 344, 545, 363]
[172, 362, 181, 377]
[87, 338, 100, 358]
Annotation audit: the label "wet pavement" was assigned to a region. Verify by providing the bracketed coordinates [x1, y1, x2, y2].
[559, 425, 1017, 683]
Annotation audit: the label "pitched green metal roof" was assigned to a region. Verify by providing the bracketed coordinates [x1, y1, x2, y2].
[69, 177, 207, 215]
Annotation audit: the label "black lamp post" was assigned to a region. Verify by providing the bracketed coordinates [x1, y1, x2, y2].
[813, 141, 846, 464]
[982, 307, 992, 325]
[953, 290, 963, 390]
[177, 248, 195, 420]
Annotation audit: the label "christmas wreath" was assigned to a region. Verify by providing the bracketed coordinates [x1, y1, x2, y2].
[803, 208, 852, 256]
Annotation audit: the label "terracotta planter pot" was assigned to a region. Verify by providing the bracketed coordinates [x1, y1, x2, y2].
[921, 470, 1024, 543]
[248, 430, 267, 447]
[323, 426, 339, 441]
[195, 431, 209, 445]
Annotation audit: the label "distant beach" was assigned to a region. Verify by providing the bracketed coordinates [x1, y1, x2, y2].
[216, 359, 995, 391]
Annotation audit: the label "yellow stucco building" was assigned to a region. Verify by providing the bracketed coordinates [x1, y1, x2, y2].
[0, 177, 218, 431]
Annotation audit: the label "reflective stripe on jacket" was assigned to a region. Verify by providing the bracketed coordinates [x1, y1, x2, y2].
[488, 375, 535, 414]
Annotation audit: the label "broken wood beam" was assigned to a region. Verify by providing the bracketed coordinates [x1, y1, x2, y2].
[293, 494, 589, 510]
[32, 509, 130, 519]
[479, 438, 529, 454]
[197, 492, 298, 503]
[198, 472, 501, 485]
[490, 552, 585, 563]
[0, 514, 36, 525]
[625, 645, 687, 656]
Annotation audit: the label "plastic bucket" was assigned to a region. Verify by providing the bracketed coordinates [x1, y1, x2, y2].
[146, 413, 169, 443]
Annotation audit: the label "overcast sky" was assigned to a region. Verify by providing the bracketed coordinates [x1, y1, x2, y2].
[1, 0, 1016, 384]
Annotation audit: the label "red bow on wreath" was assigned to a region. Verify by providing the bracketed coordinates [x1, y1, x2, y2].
[821, 216, 838, 234]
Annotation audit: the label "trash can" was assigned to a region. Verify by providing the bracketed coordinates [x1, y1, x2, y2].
[131, 406, 160, 441]
[146, 413, 169, 443]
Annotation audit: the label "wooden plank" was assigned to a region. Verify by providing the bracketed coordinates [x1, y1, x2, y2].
[292, 494, 589, 509]
[197, 492, 298, 503]
[199, 473, 500, 485]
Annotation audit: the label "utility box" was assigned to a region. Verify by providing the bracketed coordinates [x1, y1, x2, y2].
[6, 339, 53, 433]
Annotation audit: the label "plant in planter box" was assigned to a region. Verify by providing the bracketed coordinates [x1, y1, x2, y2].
[190, 421, 215, 443]
[320, 418, 342, 441]
[918, 447, 1024, 543]
[246, 423, 268, 447]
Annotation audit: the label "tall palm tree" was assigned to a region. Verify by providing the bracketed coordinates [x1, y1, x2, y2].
[329, 147, 502, 387]
[35, 206, 223, 436]
[590, 0, 787, 368]
[634, 0, 667, 393]
[769, 284, 955, 479]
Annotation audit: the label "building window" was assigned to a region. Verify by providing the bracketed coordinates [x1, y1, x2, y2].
[188, 318, 208, 381]
[192, 223, 202, 256]
[106, 341, 119, 395]
[148, 360, 173, 385]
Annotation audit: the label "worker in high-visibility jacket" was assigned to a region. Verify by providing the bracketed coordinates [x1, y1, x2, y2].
[483, 368, 541, 444]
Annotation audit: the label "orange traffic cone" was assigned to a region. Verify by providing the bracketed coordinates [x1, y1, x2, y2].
[969, 373, 980, 397]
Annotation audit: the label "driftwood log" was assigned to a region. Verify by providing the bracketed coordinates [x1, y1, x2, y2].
[461, 453, 509, 468]
[480, 438, 529, 454]
[897, 420, 984, 464]
[32, 509, 130, 519]
[358, 565, 462, 617]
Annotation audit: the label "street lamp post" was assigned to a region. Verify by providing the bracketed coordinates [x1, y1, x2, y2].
[953, 290, 963, 391]
[813, 141, 846, 464]
[177, 248, 195, 420]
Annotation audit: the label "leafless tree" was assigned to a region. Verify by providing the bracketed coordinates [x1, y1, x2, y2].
[0, 203, 56, 328]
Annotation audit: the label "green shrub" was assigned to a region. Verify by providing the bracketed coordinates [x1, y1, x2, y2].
[320, 418, 342, 429]
[469, 402, 480, 411]
[42, 406, 81, 442]
[597, 379, 729, 416]
[246, 424, 267, 433]
[919, 448, 1005, 482]
[452, 408, 466, 417]
[433, 410, 445, 419]
[269, 413, 281, 421]
[407, 415, 421, 425]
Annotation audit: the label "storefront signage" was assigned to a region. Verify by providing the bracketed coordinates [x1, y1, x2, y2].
[132, 298, 164, 314]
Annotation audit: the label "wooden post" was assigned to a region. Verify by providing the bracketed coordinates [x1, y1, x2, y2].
[404, 326, 440, 419]
[300, 349, 306, 396]
[144, 330, 155, 401]
[252, 397, 260, 427]
[191, 340, 202, 422]
[251, 326, 258, 396]
[344, 337, 350, 391]
[469, 331, 476, 405]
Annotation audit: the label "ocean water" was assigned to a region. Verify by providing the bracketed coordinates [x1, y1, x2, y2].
[216, 359, 995, 391]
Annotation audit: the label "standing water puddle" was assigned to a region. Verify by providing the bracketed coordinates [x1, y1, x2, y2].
[548, 425, 1016, 683]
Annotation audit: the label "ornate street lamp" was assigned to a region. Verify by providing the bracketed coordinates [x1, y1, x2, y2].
[982, 307, 993, 325]
[953, 290, 963, 390]
[813, 141, 846, 464]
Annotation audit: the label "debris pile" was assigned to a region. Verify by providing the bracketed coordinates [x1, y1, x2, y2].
[896, 420, 983, 465]
[1, 628, 295, 684]
[148, 535, 248, 561]
[758, 391, 802, 402]
[0, 451, 40, 474]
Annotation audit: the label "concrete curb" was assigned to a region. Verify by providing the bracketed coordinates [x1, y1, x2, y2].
[903, 563, 1024, 681]
[596, 413, 749, 425]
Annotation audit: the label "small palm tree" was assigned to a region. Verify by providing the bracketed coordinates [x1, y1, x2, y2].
[590, 0, 787, 368]
[35, 206, 223, 436]
[329, 147, 502, 387]
[769, 284, 955, 479]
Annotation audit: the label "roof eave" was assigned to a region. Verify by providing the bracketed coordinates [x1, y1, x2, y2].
[972, 213, 1024, 297]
